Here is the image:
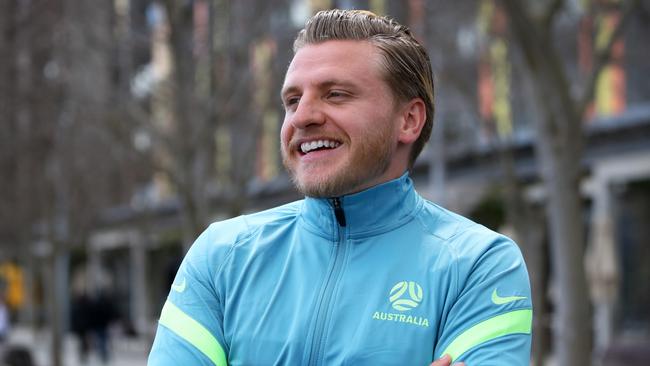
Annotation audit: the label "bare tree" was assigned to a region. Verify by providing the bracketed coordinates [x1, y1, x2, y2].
[122, 0, 289, 250]
[2, 1, 153, 364]
[497, 0, 642, 364]
[43, 1, 115, 364]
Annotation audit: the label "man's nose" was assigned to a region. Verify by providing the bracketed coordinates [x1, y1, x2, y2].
[290, 96, 325, 129]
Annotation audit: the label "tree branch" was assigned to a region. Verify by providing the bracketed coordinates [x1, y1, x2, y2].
[579, 0, 640, 116]
[541, 0, 565, 30]
[500, 0, 541, 71]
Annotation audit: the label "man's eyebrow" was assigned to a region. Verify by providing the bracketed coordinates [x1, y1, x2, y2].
[281, 85, 300, 99]
[281, 79, 358, 99]
[319, 79, 358, 90]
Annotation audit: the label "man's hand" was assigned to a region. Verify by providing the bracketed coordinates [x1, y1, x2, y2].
[430, 354, 465, 366]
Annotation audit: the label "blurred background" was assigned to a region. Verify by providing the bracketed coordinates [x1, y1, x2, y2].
[1, 0, 649, 365]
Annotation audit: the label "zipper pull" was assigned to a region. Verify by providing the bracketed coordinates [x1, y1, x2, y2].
[332, 198, 347, 227]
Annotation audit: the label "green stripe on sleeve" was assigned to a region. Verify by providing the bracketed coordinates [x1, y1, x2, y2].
[159, 300, 228, 366]
[440, 309, 532, 362]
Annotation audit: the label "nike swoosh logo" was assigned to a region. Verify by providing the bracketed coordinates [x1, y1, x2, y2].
[171, 278, 186, 293]
[491, 288, 527, 305]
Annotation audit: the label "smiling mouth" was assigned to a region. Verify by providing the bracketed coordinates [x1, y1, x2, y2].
[299, 139, 341, 155]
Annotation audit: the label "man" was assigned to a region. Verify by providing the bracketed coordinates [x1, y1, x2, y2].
[149, 9, 532, 366]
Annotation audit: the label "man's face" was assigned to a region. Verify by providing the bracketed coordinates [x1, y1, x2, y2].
[280, 40, 408, 198]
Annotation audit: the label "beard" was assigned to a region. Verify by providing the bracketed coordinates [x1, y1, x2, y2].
[282, 121, 395, 198]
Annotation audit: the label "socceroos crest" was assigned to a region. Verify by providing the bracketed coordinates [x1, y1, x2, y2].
[372, 281, 429, 328]
[389, 281, 423, 311]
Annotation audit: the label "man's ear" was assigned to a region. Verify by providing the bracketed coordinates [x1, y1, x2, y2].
[397, 98, 427, 145]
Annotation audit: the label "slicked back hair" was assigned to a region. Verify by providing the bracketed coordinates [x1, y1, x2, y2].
[293, 9, 435, 169]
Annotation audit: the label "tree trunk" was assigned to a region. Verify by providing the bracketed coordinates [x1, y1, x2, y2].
[499, 1, 593, 364]
[537, 121, 592, 365]
[47, 243, 69, 366]
[164, 0, 211, 249]
[529, 45, 591, 366]
[498, 145, 551, 365]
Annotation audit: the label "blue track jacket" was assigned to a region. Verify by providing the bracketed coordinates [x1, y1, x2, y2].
[149, 174, 532, 365]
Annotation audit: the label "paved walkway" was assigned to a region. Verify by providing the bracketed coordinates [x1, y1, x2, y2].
[2, 325, 150, 366]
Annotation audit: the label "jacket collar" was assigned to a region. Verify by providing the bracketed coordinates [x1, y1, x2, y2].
[300, 172, 421, 239]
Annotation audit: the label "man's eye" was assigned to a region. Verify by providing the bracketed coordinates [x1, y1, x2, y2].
[284, 97, 300, 108]
[328, 91, 346, 98]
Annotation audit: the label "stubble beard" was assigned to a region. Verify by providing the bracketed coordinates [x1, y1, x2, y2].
[282, 124, 395, 198]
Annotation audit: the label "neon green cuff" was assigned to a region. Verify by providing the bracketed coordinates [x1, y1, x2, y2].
[441, 309, 532, 361]
[159, 300, 228, 366]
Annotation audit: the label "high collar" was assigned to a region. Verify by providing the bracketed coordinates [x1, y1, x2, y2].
[300, 173, 421, 239]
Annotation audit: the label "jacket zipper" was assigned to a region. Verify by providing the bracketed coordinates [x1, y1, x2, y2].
[307, 197, 347, 366]
[332, 197, 347, 227]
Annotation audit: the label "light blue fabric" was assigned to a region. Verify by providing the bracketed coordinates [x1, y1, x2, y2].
[148, 173, 532, 365]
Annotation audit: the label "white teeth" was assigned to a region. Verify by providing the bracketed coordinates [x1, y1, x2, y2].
[300, 139, 341, 153]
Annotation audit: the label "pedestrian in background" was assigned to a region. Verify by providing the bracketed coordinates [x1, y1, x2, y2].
[2, 345, 35, 366]
[88, 289, 117, 364]
[70, 290, 93, 363]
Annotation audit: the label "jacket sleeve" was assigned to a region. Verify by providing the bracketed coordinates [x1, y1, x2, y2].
[148, 222, 237, 366]
[433, 231, 533, 365]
